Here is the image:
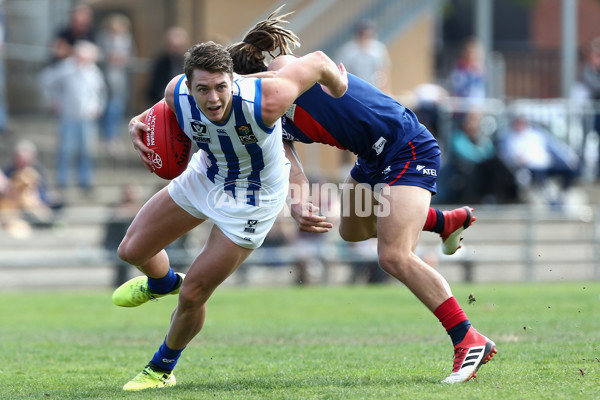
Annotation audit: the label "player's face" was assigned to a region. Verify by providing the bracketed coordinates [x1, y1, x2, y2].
[188, 69, 233, 124]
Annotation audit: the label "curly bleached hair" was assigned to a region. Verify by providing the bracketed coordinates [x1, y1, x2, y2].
[227, 6, 300, 74]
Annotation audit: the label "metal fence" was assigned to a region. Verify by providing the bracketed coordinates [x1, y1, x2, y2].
[1, 199, 600, 287]
[431, 96, 600, 173]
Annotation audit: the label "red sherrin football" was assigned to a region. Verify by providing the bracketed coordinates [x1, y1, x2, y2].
[143, 100, 192, 180]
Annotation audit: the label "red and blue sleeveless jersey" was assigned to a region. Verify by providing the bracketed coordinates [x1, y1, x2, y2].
[282, 73, 428, 167]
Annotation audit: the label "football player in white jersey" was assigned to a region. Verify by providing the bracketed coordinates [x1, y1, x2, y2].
[111, 37, 347, 391]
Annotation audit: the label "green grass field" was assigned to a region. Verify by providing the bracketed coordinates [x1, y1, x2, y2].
[1, 282, 599, 399]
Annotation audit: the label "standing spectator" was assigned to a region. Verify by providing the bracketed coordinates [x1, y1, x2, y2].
[337, 19, 391, 93]
[41, 40, 107, 191]
[581, 36, 600, 178]
[50, 3, 95, 64]
[447, 37, 486, 104]
[97, 13, 136, 155]
[146, 27, 189, 105]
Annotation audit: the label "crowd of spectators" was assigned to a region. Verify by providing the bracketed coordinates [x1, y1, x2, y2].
[420, 36, 588, 207]
[2, 5, 600, 284]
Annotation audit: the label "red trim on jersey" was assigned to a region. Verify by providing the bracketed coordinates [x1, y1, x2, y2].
[293, 105, 347, 150]
[387, 141, 417, 186]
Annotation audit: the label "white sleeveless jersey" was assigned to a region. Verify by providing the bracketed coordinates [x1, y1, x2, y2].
[172, 74, 288, 206]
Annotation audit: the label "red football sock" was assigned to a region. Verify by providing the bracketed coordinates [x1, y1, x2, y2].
[434, 296, 468, 332]
[423, 207, 444, 234]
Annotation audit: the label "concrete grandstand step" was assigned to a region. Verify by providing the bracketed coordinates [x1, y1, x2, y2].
[48, 181, 163, 208]
[0, 223, 107, 250]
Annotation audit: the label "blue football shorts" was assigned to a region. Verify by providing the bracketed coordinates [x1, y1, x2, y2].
[350, 129, 441, 194]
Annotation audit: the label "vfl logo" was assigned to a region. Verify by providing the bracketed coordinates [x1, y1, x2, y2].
[190, 120, 206, 133]
[244, 219, 258, 233]
[150, 153, 163, 169]
[416, 165, 437, 176]
[235, 124, 258, 145]
[190, 119, 211, 143]
[372, 137, 387, 155]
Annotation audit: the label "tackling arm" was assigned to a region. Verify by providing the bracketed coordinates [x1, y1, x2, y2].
[284, 139, 333, 233]
[260, 51, 347, 127]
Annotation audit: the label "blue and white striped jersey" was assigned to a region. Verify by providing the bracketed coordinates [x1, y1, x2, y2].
[172, 74, 288, 206]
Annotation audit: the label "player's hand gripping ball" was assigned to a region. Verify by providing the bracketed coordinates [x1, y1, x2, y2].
[143, 100, 192, 180]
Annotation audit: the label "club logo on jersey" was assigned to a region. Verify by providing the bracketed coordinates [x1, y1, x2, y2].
[235, 124, 258, 145]
[372, 137, 387, 155]
[244, 219, 258, 233]
[416, 164, 437, 176]
[190, 119, 211, 143]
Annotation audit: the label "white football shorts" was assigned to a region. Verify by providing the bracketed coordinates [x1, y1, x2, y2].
[167, 154, 290, 249]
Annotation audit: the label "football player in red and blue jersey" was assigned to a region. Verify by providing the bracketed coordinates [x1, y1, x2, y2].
[228, 9, 496, 383]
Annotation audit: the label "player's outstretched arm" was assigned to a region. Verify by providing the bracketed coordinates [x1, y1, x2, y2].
[261, 51, 347, 127]
[284, 140, 333, 233]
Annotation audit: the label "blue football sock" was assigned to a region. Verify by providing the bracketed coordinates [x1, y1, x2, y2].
[149, 338, 184, 372]
[433, 208, 445, 234]
[147, 268, 179, 294]
[448, 320, 472, 346]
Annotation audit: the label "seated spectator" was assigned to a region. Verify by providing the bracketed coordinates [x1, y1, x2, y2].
[440, 110, 518, 204]
[497, 114, 580, 205]
[0, 169, 30, 238]
[2, 140, 58, 228]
